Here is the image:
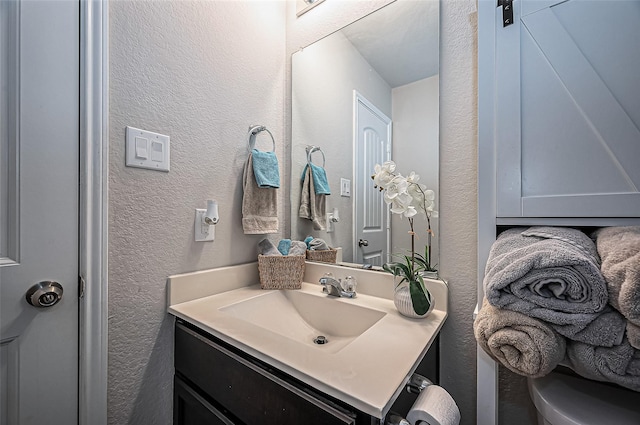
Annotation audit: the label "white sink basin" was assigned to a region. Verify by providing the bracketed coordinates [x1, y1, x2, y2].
[220, 290, 386, 353]
[167, 263, 448, 419]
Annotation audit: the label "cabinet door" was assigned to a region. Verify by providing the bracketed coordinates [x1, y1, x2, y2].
[494, 0, 640, 218]
[175, 323, 356, 425]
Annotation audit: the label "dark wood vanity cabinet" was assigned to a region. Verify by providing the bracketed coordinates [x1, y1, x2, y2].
[174, 319, 438, 425]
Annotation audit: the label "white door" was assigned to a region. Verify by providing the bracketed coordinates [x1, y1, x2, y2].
[495, 0, 640, 217]
[353, 92, 391, 266]
[1, 1, 80, 424]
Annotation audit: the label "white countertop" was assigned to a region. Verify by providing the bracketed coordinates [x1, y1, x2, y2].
[167, 262, 448, 419]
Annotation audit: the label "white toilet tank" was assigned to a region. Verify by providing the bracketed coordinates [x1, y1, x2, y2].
[528, 371, 640, 425]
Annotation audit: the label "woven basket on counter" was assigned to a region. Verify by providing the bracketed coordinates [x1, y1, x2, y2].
[305, 248, 337, 263]
[257, 254, 305, 290]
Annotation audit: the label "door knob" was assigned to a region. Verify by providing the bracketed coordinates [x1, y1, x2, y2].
[358, 239, 369, 247]
[26, 281, 63, 308]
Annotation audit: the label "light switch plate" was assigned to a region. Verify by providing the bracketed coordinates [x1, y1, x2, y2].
[195, 209, 214, 242]
[126, 126, 170, 172]
[340, 178, 351, 197]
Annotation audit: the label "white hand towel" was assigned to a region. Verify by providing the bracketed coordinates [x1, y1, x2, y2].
[242, 153, 278, 234]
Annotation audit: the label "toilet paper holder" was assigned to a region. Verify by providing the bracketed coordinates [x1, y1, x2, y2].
[385, 373, 433, 425]
[406, 373, 433, 395]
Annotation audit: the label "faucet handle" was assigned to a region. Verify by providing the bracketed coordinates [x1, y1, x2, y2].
[341, 276, 357, 293]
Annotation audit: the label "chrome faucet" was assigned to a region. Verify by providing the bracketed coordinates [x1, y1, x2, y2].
[319, 274, 357, 298]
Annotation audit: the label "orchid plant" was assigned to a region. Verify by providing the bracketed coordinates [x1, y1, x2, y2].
[372, 161, 437, 315]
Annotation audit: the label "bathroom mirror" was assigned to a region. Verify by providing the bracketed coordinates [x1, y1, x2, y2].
[290, 0, 439, 268]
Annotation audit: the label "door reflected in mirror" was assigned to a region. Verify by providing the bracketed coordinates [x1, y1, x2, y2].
[291, 0, 439, 269]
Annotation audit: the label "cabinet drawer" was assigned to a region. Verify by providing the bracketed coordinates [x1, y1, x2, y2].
[175, 322, 356, 425]
[174, 376, 234, 425]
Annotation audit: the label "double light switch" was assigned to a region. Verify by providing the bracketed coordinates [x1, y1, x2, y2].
[125, 126, 170, 172]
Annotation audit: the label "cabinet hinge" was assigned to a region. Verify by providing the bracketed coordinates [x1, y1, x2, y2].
[497, 0, 514, 27]
[78, 275, 85, 299]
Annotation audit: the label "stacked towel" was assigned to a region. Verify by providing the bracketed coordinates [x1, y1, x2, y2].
[259, 239, 307, 257]
[594, 226, 640, 349]
[288, 241, 307, 256]
[307, 237, 329, 251]
[476, 225, 640, 391]
[242, 153, 278, 234]
[277, 239, 291, 255]
[565, 338, 640, 392]
[474, 300, 566, 378]
[299, 166, 326, 230]
[483, 227, 622, 346]
[258, 239, 281, 256]
[251, 149, 280, 188]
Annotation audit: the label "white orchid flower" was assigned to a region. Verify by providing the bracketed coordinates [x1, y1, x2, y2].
[406, 171, 420, 184]
[372, 161, 397, 188]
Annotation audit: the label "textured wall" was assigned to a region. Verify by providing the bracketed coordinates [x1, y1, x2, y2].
[438, 1, 479, 424]
[107, 1, 532, 424]
[108, 1, 285, 424]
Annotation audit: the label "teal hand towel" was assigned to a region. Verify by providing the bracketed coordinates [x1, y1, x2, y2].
[277, 239, 291, 255]
[252, 149, 280, 188]
[300, 163, 330, 195]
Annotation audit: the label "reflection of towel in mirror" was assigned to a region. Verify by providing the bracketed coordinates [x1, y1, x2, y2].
[299, 166, 325, 230]
[301, 163, 330, 195]
[242, 153, 278, 234]
[309, 238, 329, 251]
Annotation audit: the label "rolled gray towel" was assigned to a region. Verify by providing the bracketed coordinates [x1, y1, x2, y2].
[474, 299, 566, 378]
[565, 338, 640, 392]
[484, 227, 614, 344]
[257, 238, 282, 256]
[594, 226, 640, 326]
[628, 323, 640, 350]
[288, 241, 307, 256]
[309, 238, 329, 251]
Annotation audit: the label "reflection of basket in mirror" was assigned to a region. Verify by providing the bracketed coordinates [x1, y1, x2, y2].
[305, 248, 337, 263]
[258, 255, 305, 290]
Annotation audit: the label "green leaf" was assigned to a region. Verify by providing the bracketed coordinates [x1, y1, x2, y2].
[409, 279, 432, 315]
[382, 262, 411, 280]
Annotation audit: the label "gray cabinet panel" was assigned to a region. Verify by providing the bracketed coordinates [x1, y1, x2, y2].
[495, 0, 640, 217]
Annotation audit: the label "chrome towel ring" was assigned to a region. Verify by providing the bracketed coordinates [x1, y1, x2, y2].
[247, 125, 276, 153]
[306, 145, 326, 167]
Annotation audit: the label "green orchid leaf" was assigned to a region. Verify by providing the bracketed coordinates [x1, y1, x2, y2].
[382, 262, 410, 279]
[409, 279, 432, 315]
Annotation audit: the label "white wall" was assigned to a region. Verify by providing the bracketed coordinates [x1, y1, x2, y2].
[108, 1, 285, 423]
[105, 1, 522, 424]
[391, 75, 439, 265]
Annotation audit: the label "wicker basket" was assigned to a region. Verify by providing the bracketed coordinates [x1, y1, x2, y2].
[257, 255, 305, 290]
[305, 248, 338, 263]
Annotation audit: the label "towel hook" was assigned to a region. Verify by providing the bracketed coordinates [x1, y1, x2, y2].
[247, 125, 276, 153]
[306, 145, 325, 167]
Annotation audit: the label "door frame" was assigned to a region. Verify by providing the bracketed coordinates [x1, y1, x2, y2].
[79, 1, 108, 424]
